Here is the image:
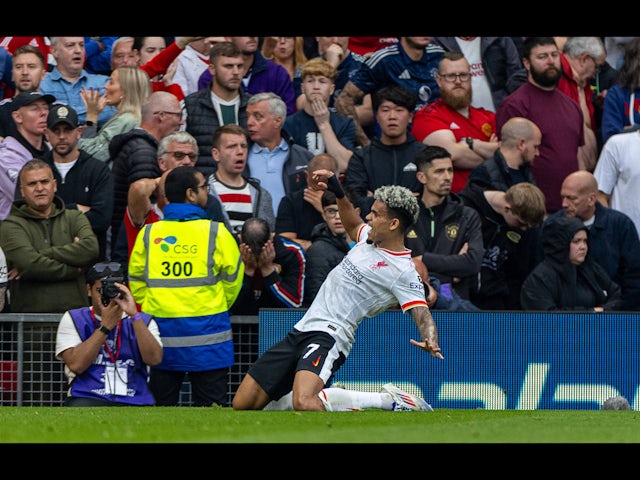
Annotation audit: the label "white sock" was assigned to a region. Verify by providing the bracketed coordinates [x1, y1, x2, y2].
[264, 391, 293, 410]
[320, 388, 395, 411]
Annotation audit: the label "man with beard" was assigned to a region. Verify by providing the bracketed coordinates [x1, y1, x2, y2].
[184, 41, 249, 178]
[497, 37, 593, 214]
[197, 37, 296, 115]
[411, 52, 499, 193]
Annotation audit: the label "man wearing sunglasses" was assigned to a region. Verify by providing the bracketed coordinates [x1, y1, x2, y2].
[55, 261, 162, 406]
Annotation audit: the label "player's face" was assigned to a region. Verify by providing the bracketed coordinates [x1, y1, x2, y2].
[365, 200, 392, 244]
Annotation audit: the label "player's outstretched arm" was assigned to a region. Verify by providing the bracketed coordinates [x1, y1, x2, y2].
[409, 306, 444, 360]
[310, 168, 364, 243]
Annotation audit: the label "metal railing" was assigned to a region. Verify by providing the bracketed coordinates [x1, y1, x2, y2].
[0, 314, 258, 406]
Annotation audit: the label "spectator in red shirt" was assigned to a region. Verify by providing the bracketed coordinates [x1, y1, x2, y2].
[412, 51, 498, 193]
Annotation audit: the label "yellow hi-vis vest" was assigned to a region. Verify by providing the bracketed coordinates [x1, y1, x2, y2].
[128, 218, 243, 371]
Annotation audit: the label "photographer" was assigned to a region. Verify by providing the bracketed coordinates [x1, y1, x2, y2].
[231, 216, 306, 315]
[55, 262, 162, 406]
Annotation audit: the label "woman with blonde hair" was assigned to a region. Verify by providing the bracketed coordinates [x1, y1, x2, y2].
[79, 65, 152, 163]
[261, 36, 308, 81]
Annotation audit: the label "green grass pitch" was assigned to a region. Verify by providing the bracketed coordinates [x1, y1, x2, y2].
[2, 407, 639, 443]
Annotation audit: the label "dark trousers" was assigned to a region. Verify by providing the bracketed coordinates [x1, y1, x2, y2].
[149, 367, 229, 407]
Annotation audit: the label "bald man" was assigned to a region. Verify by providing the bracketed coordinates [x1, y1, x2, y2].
[465, 116, 541, 192]
[538, 170, 640, 311]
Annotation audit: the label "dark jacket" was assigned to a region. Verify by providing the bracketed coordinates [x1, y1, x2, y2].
[466, 148, 535, 192]
[521, 216, 623, 311]
[303, 222, 351, 307]
[275, 187, 323, 242]
[108, 128, 162, 251]
[405, 193, 485, 300]
[542, 203, 640, 311]
[343, 134, 424, 214]
[231, 234, 306, 315]
[184, 86, 250, 178]
[459, 182, 538, 309]
[0, 196, 99, 312]
[40, 149, 113, 261]
[432, 37, 523, 109]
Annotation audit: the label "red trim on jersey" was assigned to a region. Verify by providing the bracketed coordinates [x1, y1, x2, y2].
[402, 299, 428, 311]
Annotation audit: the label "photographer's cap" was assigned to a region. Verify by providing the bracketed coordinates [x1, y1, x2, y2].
[48, 104, 79, 129]
[85, 262, 123, 284]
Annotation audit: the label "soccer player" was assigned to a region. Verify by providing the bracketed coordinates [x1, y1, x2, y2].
[232, 171, 444, 412]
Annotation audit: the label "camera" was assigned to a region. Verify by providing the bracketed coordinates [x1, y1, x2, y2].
[100, 276, 124, 306]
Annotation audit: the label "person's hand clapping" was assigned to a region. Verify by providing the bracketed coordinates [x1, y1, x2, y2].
[80, 87, 107, 117]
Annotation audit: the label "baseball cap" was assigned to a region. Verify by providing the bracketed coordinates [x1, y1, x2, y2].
[47, 104, 79, 129]
[11, 91, 56, 112]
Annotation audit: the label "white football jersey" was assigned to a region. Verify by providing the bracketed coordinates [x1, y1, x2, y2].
[294, 224, 427, 355]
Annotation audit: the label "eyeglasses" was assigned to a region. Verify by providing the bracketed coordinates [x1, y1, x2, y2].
[154, 111, 183, 118]
[166, 151, 198, 160]
[588, 55, 602, 73]
[324, 207, 339, 218]
[195, 183, 210, 192]
[438, 72, 471, 83]
[92, 262, 122, 273]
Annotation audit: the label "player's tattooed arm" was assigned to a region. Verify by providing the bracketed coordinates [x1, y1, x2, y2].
[409, 306, 444, 359]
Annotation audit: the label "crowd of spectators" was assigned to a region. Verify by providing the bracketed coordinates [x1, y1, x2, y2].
[1, 35, 640, 407]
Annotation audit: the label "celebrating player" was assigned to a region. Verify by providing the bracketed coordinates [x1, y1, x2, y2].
[232, 167, 443, 412]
